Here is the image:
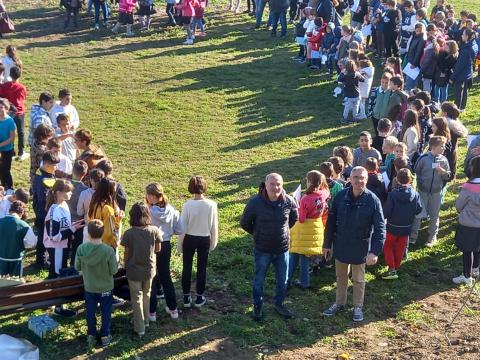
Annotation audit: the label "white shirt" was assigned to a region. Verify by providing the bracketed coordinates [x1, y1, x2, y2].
[0, 197, 12, 218]
[56, 131, 77, 163]
[49, 102, 80, 130]
[1, 56, 15, 83]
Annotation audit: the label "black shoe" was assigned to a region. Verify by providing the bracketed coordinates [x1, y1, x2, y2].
[275, 304, 293, 319]
[54, 306, 77, 318]
[252, 304, 263, 321]
[194, 295, 206, 308]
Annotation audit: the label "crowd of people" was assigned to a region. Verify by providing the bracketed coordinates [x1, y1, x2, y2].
[0, 0, 479, 350]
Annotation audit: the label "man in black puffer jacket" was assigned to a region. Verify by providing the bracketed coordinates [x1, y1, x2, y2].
[269, 0, 290, 37]
[240, 173, 298, 321]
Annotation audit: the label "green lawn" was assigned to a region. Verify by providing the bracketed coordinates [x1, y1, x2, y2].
[2, 0, 480, 359]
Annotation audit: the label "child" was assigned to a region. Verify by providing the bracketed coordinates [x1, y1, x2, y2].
[67, 160, 89, 264]
[319, 162, 343, 207]
[382, 0, 400, 57]
[370, 72, 392, 135]
[0, 187, 29, 219]
[452, 156, 480, 286]
[357, 59, 375, 120]
[408, 98, 432, 154]
[441, 102, 468, 180]
[75, 220, 118, 347]
[166, 0, 177, 26]
[352, 131, 382, 167]
[380, 135, 398, 173]
[289, 170, 329, 289]
[420, 27, 440, 93]
[121, 202, 162, 337]
[55, 114, 77, 164]
[333, 145, 354, 180]
[327, 156, 347, 186]
[95, 159, 127, 212]
[308, 17, 326, 70]
[192, 0, 207, 37]
[63, 0, 82, 30]
[146, 183, 183, 321]
[77, 168, 105, 221]
[29, 92, 54, 147]
[405, 23, 426, 91]
[398, 109, 420, 163]
[386, 75, 406, 124]
[410, 136, 451, 247]
[382, 168, 422, 279]
[338, 60, 365, 124]
[178, 176, 218, 308]
[49, 89, 80, 131]
[372, 118, 392, 160]
[111, 0, 137, 36]
[384, 56, 401, 76]
[176, 0, 196, 45]
[399, 1, 417, 55]
[32, 151, 59, 267]
[434, 40, 458, 103]
[321, 22, 336, 74]
[47, 137, 73, 178]
[30, 124, 55, 183]
[138, 0, 155, 31]
[0, 98, 16, 191]
[292, 9, 307, 62]
[365, 157, 387, 203]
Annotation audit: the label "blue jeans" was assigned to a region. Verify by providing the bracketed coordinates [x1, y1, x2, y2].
[405, 75, 418, 91]
[435, 85, 449, 103]
[252, 249, 288, 306]
[192, 18, 204, 33]
[270, 10, 287, 36]
[85, 290, 113, 337]
[94, 2, 109, 25]
[87, 0, 93, 14]
[288, 253, 310, 287]
[255, 0, 267, 26]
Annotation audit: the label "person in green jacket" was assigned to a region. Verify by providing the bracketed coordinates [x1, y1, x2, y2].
[75, 219, 118, 348]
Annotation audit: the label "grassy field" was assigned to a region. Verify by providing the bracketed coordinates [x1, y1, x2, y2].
[2, 0, 480, 359]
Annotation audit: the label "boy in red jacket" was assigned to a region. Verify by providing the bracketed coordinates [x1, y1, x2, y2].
[307, 17, 326, 70]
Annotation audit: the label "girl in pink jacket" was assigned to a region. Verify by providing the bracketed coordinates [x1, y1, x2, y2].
[112, 0, 137, 36]
[176, 0, 198, 45]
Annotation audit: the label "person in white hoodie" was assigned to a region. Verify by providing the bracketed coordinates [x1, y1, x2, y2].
[178, 176, 218, 309]
[357, 58, 375, 120]
[145, 182, 183, 321]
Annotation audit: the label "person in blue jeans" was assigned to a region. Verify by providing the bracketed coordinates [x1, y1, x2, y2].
[255, 0, 273, 29]
[92, 0, 109, 29]
[240, 173, 298, 321]
[269, 0, 289, 37]
[75, 220, 118, 348]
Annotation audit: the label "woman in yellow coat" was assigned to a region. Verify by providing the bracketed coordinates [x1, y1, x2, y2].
[289, 171, 330, 289]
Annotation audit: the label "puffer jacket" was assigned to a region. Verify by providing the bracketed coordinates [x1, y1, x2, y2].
[420, 41, 438, 79]
[324, 187, 385, 265]
[456, 180, 480, 228]
[383, 185, 422, 236]
[407, 32, 425, 68]
[414, 152, 451, 194]
[451, 40, 476, 83]
[289, 218, 324, 256]
[240, 188, 298, 254]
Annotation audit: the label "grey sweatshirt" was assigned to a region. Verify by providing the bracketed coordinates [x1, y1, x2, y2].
[414, 152, 451, 194]
[150, 203, 183, 242]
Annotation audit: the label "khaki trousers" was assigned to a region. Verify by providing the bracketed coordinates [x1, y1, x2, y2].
[128, 278, 152, 334]
[335, 260, 366, 308]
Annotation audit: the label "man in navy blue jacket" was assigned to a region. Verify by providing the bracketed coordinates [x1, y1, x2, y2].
[322, 166, 386, 322]
[240, 173, 298, 321]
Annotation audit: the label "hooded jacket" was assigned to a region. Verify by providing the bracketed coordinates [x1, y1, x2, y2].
[414, 152, 451, 194]
[324, 187, 385, 265]
[240, 187, 298, 254]
[434, 50, 457, 87]
[420, 40, 438, 79]
[75, 241, 118, 293]
[451, 40, 476, 83]
[407, 32, 426, 68]
[383, 185, 422, 236]
[456, 180, 480, 228]
[150, 203, 183, 242]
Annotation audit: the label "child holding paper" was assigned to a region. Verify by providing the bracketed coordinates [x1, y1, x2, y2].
[404, 23, 426, 91]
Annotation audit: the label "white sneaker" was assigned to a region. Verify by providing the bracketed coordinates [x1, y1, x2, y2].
[16, 153, 30, 161]
[94, 24, 100, 30]
[425, 236, 437, 248]
[473, 267, 479, 278]
[165, 306, 179, 319]
[452, 274, 474, 286]
[183, 39, 193, 45]
[148, 312, 156, 322]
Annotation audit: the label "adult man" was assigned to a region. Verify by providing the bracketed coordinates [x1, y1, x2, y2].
[29, 91, 54, 146]
[322, 166, 386, 322]
[240, 173, 298, 321]
[0, 200, 37, 276]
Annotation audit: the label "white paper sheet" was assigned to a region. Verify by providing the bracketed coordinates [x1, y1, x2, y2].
[402, 63, 420, 80]
[292, 184, 302, 204]
[382, 171, 390, 191]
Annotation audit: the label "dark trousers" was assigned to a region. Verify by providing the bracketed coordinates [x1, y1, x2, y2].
[384, 30, 398, 57]
[288, 0, 298, 21]
[0, 150, 14, 189]
[47, 247, 68, 279]
[166, 3, 176, 25]
[85, 290, 113, 337]
[35, 218, 47, 265]
[150, 241, 177, 312]
[70, 228, 84, 267]
[371, 117, 380, 136]
[247, 0, 256, 13]
[454, 81, 469, 111]
[181, 234, 210, 296]
[463, 251, 480, 278]
[271, 10, 287, 36]
[376, 30, 384, 57]
[13, 114, 25, 156]
[64, 6, 79, 28]
[297, 44, 306, 58]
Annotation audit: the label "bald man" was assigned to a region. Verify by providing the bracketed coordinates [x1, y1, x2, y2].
[240, 173, 298, 321]
[322, 166, 386, 322]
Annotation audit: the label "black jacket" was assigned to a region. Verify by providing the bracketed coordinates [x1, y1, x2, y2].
[434, 50, 457, 87]
[451, 41, 476, 83]
[407, 33, 425, 67]
[338, 71, 365, 98]
[367, 172, 387, 204]
[383, 185, 422, 236]
[240, 189, 298, 254]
